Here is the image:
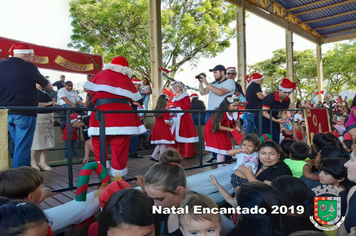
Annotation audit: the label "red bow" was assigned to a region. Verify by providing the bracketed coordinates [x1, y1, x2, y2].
[315, 90, 324, 95]
[160, 68, 170, 74]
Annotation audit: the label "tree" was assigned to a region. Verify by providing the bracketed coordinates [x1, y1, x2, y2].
[68, 0, 237, 78]
[248, 48, 318, 102]
[323, 40, 356, 95]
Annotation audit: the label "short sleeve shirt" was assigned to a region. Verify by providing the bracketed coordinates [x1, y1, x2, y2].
[208, 79, 235, 110]
[0, 57, 49, 116]
[262, 91, 290, 118]
[57, 88, 81, 105]
[245, 82, 262, 110]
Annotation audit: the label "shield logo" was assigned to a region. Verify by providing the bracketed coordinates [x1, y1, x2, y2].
[314, 196, 341, 225]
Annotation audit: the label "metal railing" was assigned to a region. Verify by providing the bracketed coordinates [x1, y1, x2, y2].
[2, 105, 333, 193]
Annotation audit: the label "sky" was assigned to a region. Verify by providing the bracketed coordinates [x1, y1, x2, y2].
[0, 0, 340, 100]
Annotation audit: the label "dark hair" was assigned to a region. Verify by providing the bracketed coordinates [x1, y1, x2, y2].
[131, 75, 137, 79]
[98, 189, 155, 236]
[296, 100, 301, 108]
[351, 95, 356, 108]
[154, 94, 168, 118]
[241, 134, 261, 149]
[319, 158, 354, 190]
[235, 182, 284, 236]
[0, 197, 49, 236]
[144, 148, 186, 194]
[271, 176, 312, 218]
[313, 133, 343, 152]
[289, 142, 310, 161]
[258, 141, 280, 155]
[0, 167, 43, 200]
[211, 96, 239, 133]
[280, 139, 295, 157]
[289, 231, 327, 236]
[192, 97, 199, 102]
[319, 146, 344, 160]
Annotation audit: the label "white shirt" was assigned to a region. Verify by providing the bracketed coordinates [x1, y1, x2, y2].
[208, 79, 236, 110]
[294, 113, 304, 122]
[233, 151, 259, 174]
[57, 88, 81, 105]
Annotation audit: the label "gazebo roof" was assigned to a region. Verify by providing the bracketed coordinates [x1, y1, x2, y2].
[229, 0, 356, 44]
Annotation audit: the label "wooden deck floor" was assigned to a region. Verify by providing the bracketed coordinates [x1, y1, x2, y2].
[39, 151, 215, 210]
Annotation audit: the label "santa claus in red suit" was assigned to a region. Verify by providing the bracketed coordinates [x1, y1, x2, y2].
[83, 56, 146, 177]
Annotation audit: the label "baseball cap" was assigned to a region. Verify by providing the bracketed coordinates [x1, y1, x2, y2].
[195, 72, 206, 78]
[209, 64, 226, 72]
[65, 81, 73, 85]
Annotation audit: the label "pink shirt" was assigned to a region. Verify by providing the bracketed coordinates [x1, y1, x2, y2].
[345, 106, 356, 127]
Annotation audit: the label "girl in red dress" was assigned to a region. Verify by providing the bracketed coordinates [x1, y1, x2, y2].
[150, 95, 174, 162]
[170, 81, 199, 158]
[205, 95, 242, 167]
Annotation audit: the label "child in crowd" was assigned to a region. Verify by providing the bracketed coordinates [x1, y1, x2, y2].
[280, 139, 295, 159]
[179, 194, 222, 236]
[205, 95, 242, 167]
[150, 94, 174, 162]
[226, 134, 260, 190]
[98, 189, 157, 236]
[60, 113, 85, 159]
[0, 167, 54, 204]
[342, 132, 355, 155]
[0, 197, 52, 236]
[284, 142, 318, 180]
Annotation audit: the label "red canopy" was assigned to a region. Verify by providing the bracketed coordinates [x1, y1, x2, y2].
[0, 36, 103, 75]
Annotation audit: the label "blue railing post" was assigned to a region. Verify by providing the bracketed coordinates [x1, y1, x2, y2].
[98, 110, 106, 167]
[197, 111, 203, 167]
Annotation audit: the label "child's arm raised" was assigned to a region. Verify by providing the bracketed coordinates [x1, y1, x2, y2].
[303, 164, 320, 181]
[209, 175, 237, 207]
[227, 149, 241, 156]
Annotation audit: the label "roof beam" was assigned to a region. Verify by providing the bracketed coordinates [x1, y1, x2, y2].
[321, 27, 356, 37]
[294, 0, 356, 16]
[304, 9, 356, 24]
[287, 0, 331, 12]
[322, 31, 356, 44]
[314, 19, 356, 30]
[227, 0, 322, 44]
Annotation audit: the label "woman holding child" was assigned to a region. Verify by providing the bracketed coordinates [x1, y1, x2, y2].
[238, 140, 292, 184]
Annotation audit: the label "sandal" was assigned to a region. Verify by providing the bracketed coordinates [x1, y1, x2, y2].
[31, 161, 41, 171]
[38, 163, 53, 171]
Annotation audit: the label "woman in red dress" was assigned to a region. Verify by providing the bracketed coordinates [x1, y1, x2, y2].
[170, 81, 199, 158]
[205, 95, 241, 167]
[150, 95, 174, 162]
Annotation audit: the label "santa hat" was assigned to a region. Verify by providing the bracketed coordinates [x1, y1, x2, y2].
[226, 67, 236, 73]
[279, 78, 297, 92]
[132, 78, 141, 84]
[70, 113, 81, 123]
[99, 180, 131, 209]
[343, 132, 353, 141]
[104, 56, 132, 77]
[9, 43, 34, 56]
[190, 93, 199, 98]
[246, 73, 263, 83]
[171, 81, 187, 93]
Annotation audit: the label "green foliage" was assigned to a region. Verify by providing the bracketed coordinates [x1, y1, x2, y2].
[323, 40, 356, 95]
[248, 48, 317, 101]
[69, 0, 236, 77]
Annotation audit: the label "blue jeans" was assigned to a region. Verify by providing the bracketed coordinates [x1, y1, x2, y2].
[245, 112, 260, 136]
[64, 140, 77, 158]
[205, 112, 213, 124]
[8, 115, 37, 167]
[192, 114, 206, 125]
[129, 135, 138, 154]
[142, 94, 150, 110]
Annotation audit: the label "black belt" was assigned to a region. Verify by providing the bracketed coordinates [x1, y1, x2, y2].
[95, 98, 131, 107]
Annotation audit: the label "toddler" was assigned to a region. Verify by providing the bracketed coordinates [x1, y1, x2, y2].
[284, 142, 318, 180]
[227, 134, 260, 189]
[179, 194, 222, 236]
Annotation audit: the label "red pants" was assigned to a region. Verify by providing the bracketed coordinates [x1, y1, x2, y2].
[92, 135, 130, 172]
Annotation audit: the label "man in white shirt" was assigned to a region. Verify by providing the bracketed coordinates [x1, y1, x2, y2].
[57, 81, 84, 108]
[198, 64, 236, 123]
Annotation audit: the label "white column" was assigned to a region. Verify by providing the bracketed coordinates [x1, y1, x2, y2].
[236, 3, 246, 92]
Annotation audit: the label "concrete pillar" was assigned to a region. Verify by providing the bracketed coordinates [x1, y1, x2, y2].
[149, 0, 163, 107]
[286, 29, 295, 106]
[236, 3, 246, 92]
[0, 110, 8, 170]
[316, 44, 323, 102]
